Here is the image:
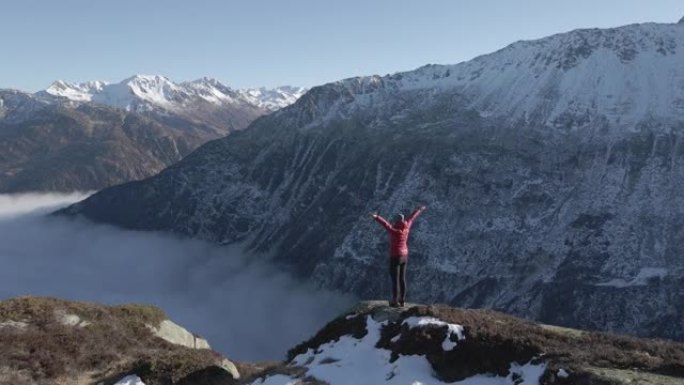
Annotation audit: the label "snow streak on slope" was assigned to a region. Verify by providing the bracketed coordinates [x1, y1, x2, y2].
[403, 316, 465, 350]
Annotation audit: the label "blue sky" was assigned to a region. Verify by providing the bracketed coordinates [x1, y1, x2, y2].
[2, 0, 683, 91]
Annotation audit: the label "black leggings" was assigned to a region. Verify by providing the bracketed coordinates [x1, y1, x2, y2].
[389, 257, 407, 302]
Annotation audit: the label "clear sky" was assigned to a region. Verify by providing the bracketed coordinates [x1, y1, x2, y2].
[2, 0, 683, 91]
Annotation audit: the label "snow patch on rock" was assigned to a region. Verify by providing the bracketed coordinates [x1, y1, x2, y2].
[253, 315, 546, 385]
[402, 316, 465, 351]
[250, 374, 299, 385]
[112, 375, 145, 385]
[54, 309, 90, 328]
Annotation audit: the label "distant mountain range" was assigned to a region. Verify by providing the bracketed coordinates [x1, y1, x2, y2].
[0, 76, 305, 192]
[63, 18, 684, 342]
[40, 75, 306, 114]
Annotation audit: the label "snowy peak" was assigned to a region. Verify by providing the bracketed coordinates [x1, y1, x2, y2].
[114, 74, 187, 109]
[237, 85, 307, 111]
[182, 77, 240, 104]
[39, 75, 306, 113]
[121, 74, 178, 95]
[679, 15, 684, 24]
[45, 80, 107, 102]
[185, 77, 225, 89]
[42, 75, 179, 110]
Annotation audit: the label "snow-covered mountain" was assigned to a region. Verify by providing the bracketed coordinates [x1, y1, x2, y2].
[41, 75, 306, 113]
[63, 18, 684, 341]
[0, 77, 305, 192]
[236, 85, 308, 111]
[44, 80, 107, 102]
[287, 21, 684, 131]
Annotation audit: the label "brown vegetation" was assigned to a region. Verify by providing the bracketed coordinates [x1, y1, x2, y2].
[0, 296, 233, 385]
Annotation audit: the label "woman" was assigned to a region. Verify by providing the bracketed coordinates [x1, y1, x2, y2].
[371, 205, 426, 307]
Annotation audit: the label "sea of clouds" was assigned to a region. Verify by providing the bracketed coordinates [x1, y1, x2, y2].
[0, 193, 354, 361]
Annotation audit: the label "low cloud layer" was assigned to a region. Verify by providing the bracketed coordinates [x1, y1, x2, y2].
[0, 193, 355, 361]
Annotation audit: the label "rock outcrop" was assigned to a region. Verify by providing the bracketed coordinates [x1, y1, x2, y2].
[148, 320, 212, 351]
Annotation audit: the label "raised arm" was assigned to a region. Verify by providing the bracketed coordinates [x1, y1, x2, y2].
[406, 205, 426, 225]
[371, 213, 397, 233]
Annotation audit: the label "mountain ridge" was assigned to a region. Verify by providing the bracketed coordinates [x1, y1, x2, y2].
[291, 20, 684, 132]
[40, 75, 306, 113]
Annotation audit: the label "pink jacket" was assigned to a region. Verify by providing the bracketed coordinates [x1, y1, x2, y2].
[374, 207, 424, 257]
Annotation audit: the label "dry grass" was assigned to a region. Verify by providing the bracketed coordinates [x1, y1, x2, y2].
[0, 296, 231, 385]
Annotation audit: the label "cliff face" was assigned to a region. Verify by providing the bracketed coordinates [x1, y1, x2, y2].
[63, 21, 684, 341]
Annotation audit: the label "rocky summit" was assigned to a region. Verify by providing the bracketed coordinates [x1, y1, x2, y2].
[243, 301, 684, 385]
[62, 19, 684, 342]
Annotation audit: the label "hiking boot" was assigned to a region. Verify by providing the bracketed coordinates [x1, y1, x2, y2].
[399, 300, 405, 307]
[389, 300, 400, 308]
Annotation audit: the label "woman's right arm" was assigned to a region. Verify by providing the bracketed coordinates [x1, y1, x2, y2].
[372, 213, 395, 232]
